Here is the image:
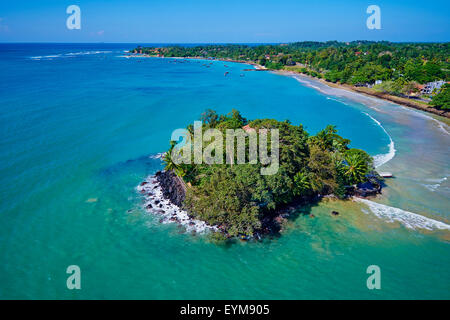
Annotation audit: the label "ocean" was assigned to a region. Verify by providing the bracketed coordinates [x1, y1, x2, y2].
[0, 43, 449, 299]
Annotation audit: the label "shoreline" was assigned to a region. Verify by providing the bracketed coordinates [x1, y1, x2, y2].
[139, 169, 450, 236]
[130, 62, 450, 237]
[128, 53, 448, 120]
[137, 172, 218, 234]
[137, 170, 376, 239]
[275, 70, 450, 120]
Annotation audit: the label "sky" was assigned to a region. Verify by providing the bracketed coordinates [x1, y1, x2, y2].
[0, 0, 449, 43]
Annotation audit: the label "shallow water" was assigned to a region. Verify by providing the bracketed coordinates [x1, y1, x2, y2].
[0, 44, 448, 299]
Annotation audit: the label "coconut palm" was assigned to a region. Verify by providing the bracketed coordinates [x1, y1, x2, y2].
[162, 142, 180, 170]
[344, 152, 368, 184]
[163, 142, 189, 178]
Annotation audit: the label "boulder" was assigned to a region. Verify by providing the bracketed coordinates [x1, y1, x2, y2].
[155, 170, 186, 207]
[355, 181, 380, 197]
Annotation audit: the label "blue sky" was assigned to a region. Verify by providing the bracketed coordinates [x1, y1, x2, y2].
[0, 0, 448, 43]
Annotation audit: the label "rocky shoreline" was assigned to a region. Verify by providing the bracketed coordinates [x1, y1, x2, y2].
[137, 171, 217, 233]
[155, 170, 186, 207]
[138, 168, 383, 239]
[137, 169, 303, 238]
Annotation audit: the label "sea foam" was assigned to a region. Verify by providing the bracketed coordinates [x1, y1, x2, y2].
[290, 74, 397, 168]
[137, 176, 217, 233]
[355, 198, 450, 231]
[422, 176, 448, 192]
[363, 112, 396, 168]
[30, 51, 112, 60]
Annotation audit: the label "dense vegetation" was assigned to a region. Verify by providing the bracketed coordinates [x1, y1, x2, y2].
[163, 110, 376, 238]
[133, 41, 449, 109]
[430, 83, 450, 110]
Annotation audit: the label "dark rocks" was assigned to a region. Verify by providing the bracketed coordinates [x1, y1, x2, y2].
[146, 204, 153, 209]
[140, 181, 148, 186]
[155, 170, 186, 207]
[354, 181, 381, 197]
[331, 211, 339, 216]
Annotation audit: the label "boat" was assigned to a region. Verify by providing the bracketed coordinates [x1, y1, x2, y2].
[379, 172, 393, 178]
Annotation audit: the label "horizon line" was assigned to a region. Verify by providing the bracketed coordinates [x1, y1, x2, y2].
[1, 40, 449, 45]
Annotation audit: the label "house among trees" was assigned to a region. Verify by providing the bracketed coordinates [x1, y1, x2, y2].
[421, 80, 446, 95]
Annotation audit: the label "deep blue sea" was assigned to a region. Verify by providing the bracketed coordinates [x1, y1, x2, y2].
[0, 43, 449, 299]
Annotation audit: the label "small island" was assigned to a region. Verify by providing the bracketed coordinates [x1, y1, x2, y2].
[139, 110, 382, 240]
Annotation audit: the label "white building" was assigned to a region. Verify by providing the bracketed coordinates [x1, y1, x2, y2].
[421, 80, 446, 95]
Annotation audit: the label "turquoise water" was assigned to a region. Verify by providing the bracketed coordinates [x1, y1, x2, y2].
[0, 44, 449, 299]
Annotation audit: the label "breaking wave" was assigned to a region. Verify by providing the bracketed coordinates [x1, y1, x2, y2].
[399, 106, 450, 136]
[30, 51, 112, 60]
[290, 74, 396, 168]
[422, 176, 448, 192]
[363, 112, 396, 168]
[149, 152, 165, 160]
[136, 175, 217, 233]
[355, 198, 450, 231]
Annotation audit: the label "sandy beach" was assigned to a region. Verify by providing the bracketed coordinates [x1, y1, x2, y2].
[126, 52, 448, 120]
[274, 70, 449, 120]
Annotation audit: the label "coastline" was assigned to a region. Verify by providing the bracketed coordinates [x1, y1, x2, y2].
[275, 70, 450, 120]
[130, 54, 450, 235]
[127, 53, 448, 119]
[137, 171, 218, 234]
[138, 169, 380, 238]
[3, 42, 450, 300]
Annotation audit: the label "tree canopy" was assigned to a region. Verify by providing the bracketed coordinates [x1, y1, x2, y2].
[163, 110, 375, 238]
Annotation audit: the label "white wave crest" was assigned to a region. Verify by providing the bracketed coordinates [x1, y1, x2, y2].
[422, 176, 448, 192]
[65, 50, 112, 56]
[136, 176, 217, 233]
[363, 112, 396, 168]
[399, 106, 450, 136]
[30, 54, 63, 60]
[30, 51, 111, 60]
[355, 198, 450, 231]
[149, 152, 166, 160]
[290, 75, 396, 168]
[326, 96, 350, 106]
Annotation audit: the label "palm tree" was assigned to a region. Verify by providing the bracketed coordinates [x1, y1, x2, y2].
[163, 143, 177, 170]
[163, 142, 188, 178]
[344, 153, 368, 184]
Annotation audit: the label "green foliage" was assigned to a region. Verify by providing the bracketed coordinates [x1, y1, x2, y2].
[293, 171, 311, 196]
[324, 70, 342, 83]
[343, 149, 370, 184]
[430, 84, 450, 110]
[171, 110, 375, 237]
[201, 109, 219, 127]
[134, 42, 448, 87]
